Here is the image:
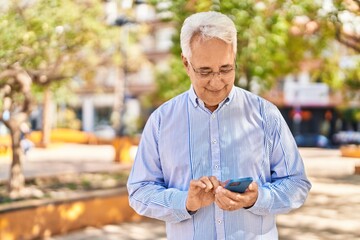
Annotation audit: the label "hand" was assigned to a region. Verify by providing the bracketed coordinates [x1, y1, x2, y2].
[186, 176, 220, 212]
[214, 182, 258, 211]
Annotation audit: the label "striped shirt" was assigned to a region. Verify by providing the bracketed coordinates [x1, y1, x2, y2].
[127, 86, 311, 240]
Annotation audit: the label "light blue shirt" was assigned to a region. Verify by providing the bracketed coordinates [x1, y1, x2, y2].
[127, 86, 311, 240]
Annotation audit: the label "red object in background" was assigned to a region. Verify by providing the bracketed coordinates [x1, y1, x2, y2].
[289, 109, 312, 121]
[325, 110, 333, 121]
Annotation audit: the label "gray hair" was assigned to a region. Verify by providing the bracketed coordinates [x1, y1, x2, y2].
[180, 11, 237, 59]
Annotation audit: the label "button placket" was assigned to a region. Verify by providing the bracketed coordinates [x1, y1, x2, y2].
[210, 112, 220, 178]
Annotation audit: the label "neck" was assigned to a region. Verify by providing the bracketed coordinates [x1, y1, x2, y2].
[205, 104, 218, 112]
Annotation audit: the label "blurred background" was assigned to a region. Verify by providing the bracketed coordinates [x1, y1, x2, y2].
[0, 0, 359, 239]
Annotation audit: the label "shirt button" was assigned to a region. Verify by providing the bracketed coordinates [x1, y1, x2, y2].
[214, 165, 219, 169]
[212, 114, 216, 119]
[212, 139, 217, 144]
[218, 220, 222, 224]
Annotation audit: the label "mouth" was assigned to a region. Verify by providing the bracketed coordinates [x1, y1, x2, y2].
[206, 87, 224, 93]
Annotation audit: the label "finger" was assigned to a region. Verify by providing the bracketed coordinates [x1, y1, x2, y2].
[209, 176, 220, 192]
[245, 182, 258, 193]
[215, 186, 238, 207]
[189, 180, 206, 191]
[199, 176, 215, 193]
[243, 183, 259, 208]
[215, 197, 228, 210]
[217, 186, 243, 202]
[221, 179, 230, 187]
[215, 187, 228, 204]
[215, 191, 236, 211]
[248, 182, 258, 191]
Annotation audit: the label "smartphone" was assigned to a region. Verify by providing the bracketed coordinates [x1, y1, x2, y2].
[225, 177, 253, 193]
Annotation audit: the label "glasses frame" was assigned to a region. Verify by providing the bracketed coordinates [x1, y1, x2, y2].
[188, 60, 237, 80]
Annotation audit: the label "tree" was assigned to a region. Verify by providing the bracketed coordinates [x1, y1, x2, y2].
[0, 64, 32, 198]
[148, 0, 359, 104]
[331, 0, 360, 53]
[314, 0, 360, 102]
[0, 0, 120, 197]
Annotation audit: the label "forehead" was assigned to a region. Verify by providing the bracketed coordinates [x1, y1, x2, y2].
[190, 35, 234, 66]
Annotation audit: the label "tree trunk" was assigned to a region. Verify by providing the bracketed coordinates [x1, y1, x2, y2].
[41, 86, 52, 148]
[8, 127, 25, 198]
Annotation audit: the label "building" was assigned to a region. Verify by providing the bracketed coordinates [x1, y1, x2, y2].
[69, 1, 174, 136]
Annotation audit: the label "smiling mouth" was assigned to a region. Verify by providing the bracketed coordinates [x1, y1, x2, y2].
[206, 88, 224, 93]
[206, 84, 228, 93]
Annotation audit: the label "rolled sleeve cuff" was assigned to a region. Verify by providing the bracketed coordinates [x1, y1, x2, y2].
[247, 186, 273, 216]
[172, 190, 193, 221]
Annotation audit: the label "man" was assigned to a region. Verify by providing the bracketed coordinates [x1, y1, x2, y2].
[127, 11, 311, 239]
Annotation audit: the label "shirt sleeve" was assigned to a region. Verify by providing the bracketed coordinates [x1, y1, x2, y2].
[248, 101, 312, 215]
[127, 112, 192, 223]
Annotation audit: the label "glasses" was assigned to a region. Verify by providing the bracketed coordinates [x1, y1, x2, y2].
[188, 61, 236, 81]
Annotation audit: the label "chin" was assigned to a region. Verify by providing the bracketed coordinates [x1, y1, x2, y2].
[205, 98, 223, 106]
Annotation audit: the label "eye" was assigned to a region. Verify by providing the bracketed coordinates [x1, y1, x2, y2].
[220, 68, 233, 74]
[199, 71, 212, 76]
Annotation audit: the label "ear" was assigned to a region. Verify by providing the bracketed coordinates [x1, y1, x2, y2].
[181, 54, 188, 68]
[181, 54, 191, 75]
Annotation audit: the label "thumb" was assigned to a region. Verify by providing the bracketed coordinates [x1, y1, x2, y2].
[248, 182, 256, 191]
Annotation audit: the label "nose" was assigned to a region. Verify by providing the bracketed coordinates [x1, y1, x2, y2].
[209, 74, 225, 89]
[213, 72, 222, 78]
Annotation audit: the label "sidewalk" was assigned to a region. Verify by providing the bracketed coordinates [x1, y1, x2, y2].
[0, 143, 129, 181]
[49, 218, 167, 240]
[51, 147, 360, 240]
[2, 146, 360, 239]
[277, 148, 360, 240]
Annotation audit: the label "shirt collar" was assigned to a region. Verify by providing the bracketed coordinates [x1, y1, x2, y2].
[188, 85, 235, 108]
[226, 86, 235, 105]
[188, 85, 199, 108]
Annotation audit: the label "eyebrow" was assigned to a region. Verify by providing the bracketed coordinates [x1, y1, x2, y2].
[220, 64, 233, 68]
[198, 64, 233, 70]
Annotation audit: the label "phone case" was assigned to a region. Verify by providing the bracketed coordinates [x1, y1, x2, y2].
[225, 177, 253, 193]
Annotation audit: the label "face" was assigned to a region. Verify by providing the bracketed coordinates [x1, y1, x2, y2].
[182, 35, 235, 111]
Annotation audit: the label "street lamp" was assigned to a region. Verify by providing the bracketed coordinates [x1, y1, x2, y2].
[106, 0, 147, 136]
[112, 16, 137, 136]
[121, 0, 147, 9]
[114, 16, 136, 27]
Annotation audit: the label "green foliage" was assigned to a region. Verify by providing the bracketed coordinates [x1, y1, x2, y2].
[0, 0, 120, 97]
[149, 0, 359, 106]
[312, 53, 360, 105]
[0, 0, 123, 141]
[345, 67, 360, 90]
[338, 107, 360, 122]
[150, 58, 189, 105]
[0, 0, 133, 195]
[56, 108, 81, 130]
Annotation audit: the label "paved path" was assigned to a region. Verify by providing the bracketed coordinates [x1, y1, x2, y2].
[0, 144, 129, 181]
[45, 147, 360, 240]
[49, 219, 167, 240]
[277, 148, 360, 240]
[2, 145, 360, 239]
